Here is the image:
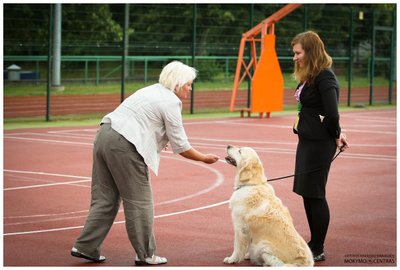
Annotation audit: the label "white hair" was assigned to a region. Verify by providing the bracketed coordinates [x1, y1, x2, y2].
[159, 61, 197, 92]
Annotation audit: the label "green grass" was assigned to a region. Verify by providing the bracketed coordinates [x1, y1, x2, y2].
[3, 81, 236, 96]
[4, 73, 393, 97]
[3, 113, 104, 130]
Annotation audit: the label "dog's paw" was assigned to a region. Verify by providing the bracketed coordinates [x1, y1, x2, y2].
[244, 252, 250, 260]
[224, 256, 239, 264]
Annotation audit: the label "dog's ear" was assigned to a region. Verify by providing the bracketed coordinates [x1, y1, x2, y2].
[239, 157, 265, 184]
[239, 159, 253, 182]
[239, 168, 252, 182]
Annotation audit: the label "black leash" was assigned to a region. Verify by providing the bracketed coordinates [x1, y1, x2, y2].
[267, 147, 345, 182]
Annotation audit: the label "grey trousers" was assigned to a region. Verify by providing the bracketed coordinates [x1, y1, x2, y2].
[74, 123, 156, 260]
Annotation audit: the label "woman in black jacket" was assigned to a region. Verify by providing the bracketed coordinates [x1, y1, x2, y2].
[291, 31, 349, 262]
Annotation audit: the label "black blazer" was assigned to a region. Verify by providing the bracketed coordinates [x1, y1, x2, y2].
[294, 68, 341, 140]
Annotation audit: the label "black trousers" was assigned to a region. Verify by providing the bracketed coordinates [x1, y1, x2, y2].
[303, 196, 330, 255]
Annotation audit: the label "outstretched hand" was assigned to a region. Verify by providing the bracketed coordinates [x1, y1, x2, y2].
[203, 154, 220, 164]
[179, 148, 220, 164]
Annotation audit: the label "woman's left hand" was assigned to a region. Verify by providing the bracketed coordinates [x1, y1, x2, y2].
[336, 133, 349, 151]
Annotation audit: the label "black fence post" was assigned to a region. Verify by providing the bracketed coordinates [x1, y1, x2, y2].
[46, 4, 53, 122]
[121, 3, 129, 103]
[190, 4, 197, 114]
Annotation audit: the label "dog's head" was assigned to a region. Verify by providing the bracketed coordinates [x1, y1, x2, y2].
[225, 145, 266, 186]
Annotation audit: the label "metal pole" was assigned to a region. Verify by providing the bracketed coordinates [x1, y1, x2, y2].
[52, 3, 63, 90]
[96, 58, 99, 86]
[121, 3, 129, 103]
[35, 61, 40, 86]
[46, 4, 53, 122]
[247, 3, 254, 109]
[369, 10, 375, 105]
[190, 4, 197, 114]
[347, 7, 353, 107]
[84, 61, 88, 83]
[144, 59, 148, 83]
[388, 9, 396, 104]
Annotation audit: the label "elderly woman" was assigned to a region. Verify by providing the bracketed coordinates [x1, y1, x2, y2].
[71, 61, 220, 265]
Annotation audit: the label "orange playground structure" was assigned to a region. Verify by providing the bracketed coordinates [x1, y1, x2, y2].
[230, 4, 301, 118]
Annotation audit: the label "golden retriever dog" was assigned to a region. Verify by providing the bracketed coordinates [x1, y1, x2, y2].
[224, 145, 314, 267]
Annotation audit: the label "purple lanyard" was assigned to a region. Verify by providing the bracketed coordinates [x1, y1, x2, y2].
[294, 82, 306, 102]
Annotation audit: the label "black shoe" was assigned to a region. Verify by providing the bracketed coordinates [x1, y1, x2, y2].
[313, 252, 326, 262]
[71, 247, 106, 262]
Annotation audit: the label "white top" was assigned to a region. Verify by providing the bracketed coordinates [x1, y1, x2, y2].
[101, 83, 192, 175]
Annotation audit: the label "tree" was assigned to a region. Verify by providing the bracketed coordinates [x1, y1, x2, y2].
[61, 4, 123, 55]
[4, 4, 123, 55]
[4, 4, 50, 55]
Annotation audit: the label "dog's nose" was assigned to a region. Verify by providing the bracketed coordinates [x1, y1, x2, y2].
[227, 145, 233, 150]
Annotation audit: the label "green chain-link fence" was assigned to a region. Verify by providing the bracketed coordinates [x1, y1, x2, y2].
[4, 4, 396, 117]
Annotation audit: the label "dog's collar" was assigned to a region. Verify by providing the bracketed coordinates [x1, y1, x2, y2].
[234, 184, 257, 191]
[235, 183, 267, 191]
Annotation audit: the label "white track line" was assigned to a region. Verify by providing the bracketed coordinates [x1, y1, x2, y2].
[4, 154, 226, 229]
[4, 179, 90, 191]
[4, 200, 230, 236]
[3, 136, 92, 146]
[4, 170, 91, 191]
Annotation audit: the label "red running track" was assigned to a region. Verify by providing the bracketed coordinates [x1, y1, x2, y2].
[3, 108, 396, 266]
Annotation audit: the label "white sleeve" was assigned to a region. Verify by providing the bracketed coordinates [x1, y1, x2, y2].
[163, 102, 192, 154]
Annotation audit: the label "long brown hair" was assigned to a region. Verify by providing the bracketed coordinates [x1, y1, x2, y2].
[291, 31, 332, 84]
